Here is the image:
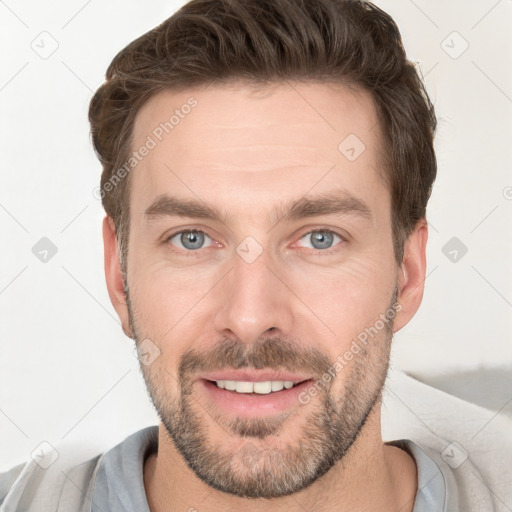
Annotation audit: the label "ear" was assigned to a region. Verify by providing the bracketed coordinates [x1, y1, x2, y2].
[393, 219, 428, 332]
[102, 215, 133, 338]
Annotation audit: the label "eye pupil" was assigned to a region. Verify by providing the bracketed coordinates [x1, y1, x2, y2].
[181, 231, 204, 250]
[311, 231, 334, 250]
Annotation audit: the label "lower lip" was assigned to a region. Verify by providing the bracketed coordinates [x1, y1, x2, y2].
[198, 379, 314, 418]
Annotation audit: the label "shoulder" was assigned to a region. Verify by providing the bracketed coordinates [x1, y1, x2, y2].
[383, 367, 512, 511]
[0, 426, 158, 512]
[0, 449, 103, 512]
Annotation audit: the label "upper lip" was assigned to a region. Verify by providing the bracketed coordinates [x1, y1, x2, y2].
[199, 370, 312, 383]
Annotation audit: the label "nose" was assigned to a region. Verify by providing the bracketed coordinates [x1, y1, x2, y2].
[213, 244, 295, 345]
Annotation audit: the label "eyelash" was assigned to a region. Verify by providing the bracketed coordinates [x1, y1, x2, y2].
[163, 228, 345, 257]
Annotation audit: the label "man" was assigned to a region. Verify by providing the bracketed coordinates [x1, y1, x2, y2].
[1, 0, 510, 511]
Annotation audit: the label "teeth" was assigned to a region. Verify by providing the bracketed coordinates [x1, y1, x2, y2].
[253, 381, 272, 394]
[236, 381, 254, 393]
[223, 380, 236, 391]
[215, 380, 298, 394]
[271, 380, 284, 392]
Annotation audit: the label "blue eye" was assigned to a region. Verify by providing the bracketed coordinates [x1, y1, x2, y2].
[164, 228, 344, 257]
[298, 230, 343, 252]
[167, 230, 212, 251]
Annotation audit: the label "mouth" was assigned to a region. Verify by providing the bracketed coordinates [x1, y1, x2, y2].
[197, 374, 315, 418]
[209, 379, 307, 394]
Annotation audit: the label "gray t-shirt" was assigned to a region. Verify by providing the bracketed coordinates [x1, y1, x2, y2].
[89, 425, 445, 512]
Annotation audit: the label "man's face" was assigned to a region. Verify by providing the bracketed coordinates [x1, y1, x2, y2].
[120, 82, 401, 498]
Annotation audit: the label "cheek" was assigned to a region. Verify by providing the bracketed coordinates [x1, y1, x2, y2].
[128, 275, 189, 390]
[128, 262, 215, 351]
[289, 256, 396, 339]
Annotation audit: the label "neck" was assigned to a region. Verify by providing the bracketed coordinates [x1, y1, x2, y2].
[144, 405, 417, 512]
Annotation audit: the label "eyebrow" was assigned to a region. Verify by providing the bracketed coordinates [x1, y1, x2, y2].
[144, 192, 372, 225]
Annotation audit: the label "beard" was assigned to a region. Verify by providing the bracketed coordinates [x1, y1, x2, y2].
[127, 288, 397, 499]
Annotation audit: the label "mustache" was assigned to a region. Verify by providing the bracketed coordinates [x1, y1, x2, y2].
[178, 336, 333, 383]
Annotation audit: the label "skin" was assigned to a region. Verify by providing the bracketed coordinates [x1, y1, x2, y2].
[103, 81, 428, 511]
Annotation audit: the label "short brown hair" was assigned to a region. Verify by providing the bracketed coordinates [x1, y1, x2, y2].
[89, 0, 437, 270]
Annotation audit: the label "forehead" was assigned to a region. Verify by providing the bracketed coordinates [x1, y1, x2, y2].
[129, 81, 388, 220]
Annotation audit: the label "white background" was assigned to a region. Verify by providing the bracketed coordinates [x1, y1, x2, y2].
[1, 0, 511, 470]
